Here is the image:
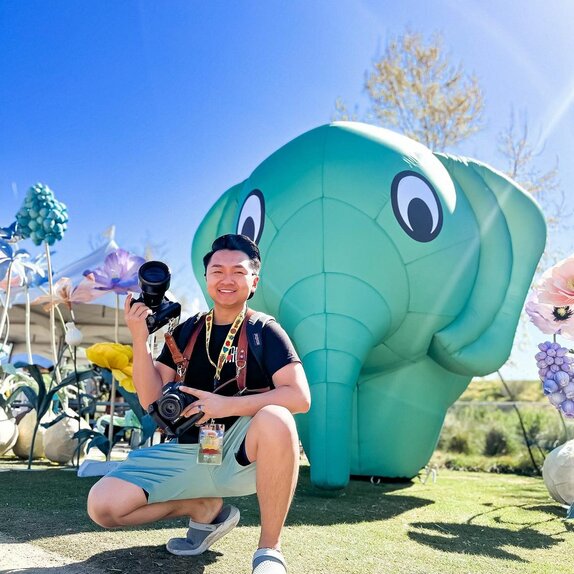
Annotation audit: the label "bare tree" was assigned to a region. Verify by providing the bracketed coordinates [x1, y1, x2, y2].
[498, 109, 567, 236]
[334, 30, 485, 151]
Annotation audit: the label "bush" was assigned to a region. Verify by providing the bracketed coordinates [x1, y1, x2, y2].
[483, 427, 516, 456]
[447, 433, 472, 454]
[435, 399, 574, 474]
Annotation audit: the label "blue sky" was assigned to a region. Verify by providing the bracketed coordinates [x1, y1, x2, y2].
[2, 0, 574, 378]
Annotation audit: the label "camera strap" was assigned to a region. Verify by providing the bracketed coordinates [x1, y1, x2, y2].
[163, 309, 270, 394]
[165, 315, 206, 383]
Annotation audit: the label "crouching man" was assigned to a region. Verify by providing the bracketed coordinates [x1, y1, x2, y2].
[87, 234, 311, 574]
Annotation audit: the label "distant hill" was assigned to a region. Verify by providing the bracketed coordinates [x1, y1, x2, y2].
[459, 378, 544, 403]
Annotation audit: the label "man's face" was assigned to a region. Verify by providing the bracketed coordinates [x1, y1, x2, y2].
[206, 249, 259, 309]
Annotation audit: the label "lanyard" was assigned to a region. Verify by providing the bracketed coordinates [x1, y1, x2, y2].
[204, 306, 247, 383]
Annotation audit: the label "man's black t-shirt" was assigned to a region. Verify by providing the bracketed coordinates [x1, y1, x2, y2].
[156, 312, 300, 443]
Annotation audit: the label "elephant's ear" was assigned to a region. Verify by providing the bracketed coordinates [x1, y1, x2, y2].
[429, 154, 546, 376]
[191, 182, 242, 299]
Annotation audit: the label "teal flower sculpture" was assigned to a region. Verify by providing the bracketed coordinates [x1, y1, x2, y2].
[15, 183, 68, 246]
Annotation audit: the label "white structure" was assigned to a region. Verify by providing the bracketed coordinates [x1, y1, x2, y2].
[542, 439, 574, 505]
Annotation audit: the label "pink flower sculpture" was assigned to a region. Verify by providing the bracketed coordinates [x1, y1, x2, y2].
[85, 248, 145, 295]
[32, 276, 102, 311]
[538, 255, 574, 307]
[525, 291, 574, 340]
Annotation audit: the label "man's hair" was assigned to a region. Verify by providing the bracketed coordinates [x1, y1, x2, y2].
[203, 234, 261, 274]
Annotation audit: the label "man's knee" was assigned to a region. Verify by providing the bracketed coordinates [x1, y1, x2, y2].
[249, 406, 298, 450]
[87, 477, 145, 528]
[87, 480, 115, 528]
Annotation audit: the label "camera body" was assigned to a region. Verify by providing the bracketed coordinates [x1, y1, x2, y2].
[147, 381, 202, 437]
[130, 260, 181, 333]
[131, 293, 181, 333]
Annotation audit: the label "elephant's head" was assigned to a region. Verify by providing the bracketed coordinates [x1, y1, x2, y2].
[192, 122, 546, 488]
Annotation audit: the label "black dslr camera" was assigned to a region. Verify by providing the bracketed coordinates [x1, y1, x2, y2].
[131, 261, 181, 334]
[148, 382, 203, 437]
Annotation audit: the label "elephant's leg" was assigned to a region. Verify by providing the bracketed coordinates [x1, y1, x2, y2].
[352, 358, 470, 478]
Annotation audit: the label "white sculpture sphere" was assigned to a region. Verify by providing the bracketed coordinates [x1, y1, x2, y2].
[0, 407, 19, 456]
[65, 322, 83, 347]
[12, 410, 45, 459]
[44, 412, 90, 464]
[542, 439, 574, 505]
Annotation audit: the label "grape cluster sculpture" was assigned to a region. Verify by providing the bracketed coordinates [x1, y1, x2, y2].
[537, 341, 574, 417]
[15, 183, 68, 246]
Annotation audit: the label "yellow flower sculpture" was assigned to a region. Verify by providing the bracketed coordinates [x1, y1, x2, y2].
[85, 343, 135, 393]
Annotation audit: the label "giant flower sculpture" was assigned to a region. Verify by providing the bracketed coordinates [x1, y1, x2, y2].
[15, 184, 69, 381]
[0, 240, 15, 285]
[0, 222, 21, 244]
[525, 291, 574, 340]
[1, 233, 48, 345]
[527, 254, 574, 418]
[85, 343, 135, 393]
[0, 250, 48, 292]
[0, 248, 50, 362]
[15, 184, 68, 246]
[32, 276, 102, 316]
[539, 257, 574, 307]
[83, 248, 145, 458]
[86, 249, 145, 295]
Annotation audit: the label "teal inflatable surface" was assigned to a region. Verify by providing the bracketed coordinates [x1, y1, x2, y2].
[192, 122, 546, 489]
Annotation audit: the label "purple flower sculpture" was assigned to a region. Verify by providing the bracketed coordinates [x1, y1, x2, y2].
[536, 341, 574, 418]
[85, 249, 145, 295]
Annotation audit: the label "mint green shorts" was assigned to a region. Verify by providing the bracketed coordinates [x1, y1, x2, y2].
[107, 416, 256, 503]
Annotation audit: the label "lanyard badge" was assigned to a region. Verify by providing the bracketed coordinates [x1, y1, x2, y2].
[197, 307, 247, 465]
[197, 423, 225, 465]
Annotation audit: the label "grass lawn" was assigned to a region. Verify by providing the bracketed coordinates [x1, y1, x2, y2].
[0, 457, 572, 574]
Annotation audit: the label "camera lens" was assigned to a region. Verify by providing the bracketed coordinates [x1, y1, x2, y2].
[158, 395, 182, 421]
[140, 261, 169, 284]
[138, 261, 171, 310]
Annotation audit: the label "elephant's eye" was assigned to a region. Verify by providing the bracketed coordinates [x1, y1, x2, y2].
[391, 171, 443, 242]
[237, 189, 265, 244]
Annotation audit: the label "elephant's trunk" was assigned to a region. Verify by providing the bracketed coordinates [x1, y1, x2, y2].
[277, 275, 393, 489]
[302, 346, 362, 489]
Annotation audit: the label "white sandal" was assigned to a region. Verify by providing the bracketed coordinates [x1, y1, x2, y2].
[252, 548, 287, 573]
[166, 504, 240, 556]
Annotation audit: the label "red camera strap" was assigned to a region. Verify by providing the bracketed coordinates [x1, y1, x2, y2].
[164, 315, 206, 383]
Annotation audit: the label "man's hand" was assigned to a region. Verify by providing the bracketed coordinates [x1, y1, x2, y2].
[124, 293, 152, 344]
[179, 386, 233, 426]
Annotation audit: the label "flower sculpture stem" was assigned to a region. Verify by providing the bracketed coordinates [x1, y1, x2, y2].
[106, 293, 121, 461]
[0, 261, 13, 343]
[25, 286, 33, 364]
[497, 369, 541, 475]
[45, 244, 61, 384]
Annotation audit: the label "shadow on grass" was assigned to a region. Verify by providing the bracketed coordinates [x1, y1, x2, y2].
[0, 545, 222, 574]
[408, 500, 573, 562]
[468, 501, 574, 538]
[407, 521, 564, 562]
[0, 465, 434, 543]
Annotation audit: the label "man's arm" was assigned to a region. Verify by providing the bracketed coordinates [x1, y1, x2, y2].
[180, 362, 310, 425]
[125, 293, 175, 409]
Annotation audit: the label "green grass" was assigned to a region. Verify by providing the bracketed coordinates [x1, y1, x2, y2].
[0, 458, 572, 574]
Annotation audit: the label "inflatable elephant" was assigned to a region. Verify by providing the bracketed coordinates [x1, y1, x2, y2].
[191, 122, 546, 489]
